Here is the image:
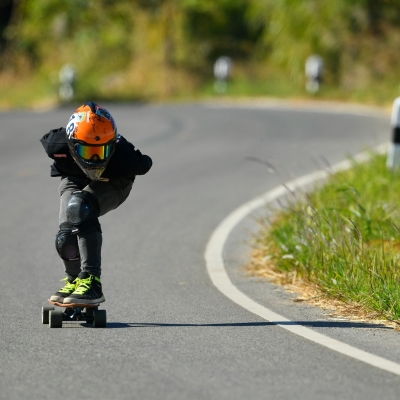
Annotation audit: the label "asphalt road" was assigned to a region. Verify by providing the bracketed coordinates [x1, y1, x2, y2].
[1, 100, 399, 399]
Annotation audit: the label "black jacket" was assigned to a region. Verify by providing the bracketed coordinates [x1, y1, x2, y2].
[40, 127, 152, 181]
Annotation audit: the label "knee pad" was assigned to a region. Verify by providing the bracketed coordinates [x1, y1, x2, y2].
[66, 191, 102, 234]
[66, 191, 99, 225]
[55, 223, 80, 261]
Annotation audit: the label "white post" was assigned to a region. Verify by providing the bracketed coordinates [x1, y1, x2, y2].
[214, 56, 232, 94]
[387, 97, 400, 169]
[305, 55, 324, 93]
[59, 64, 76, 102]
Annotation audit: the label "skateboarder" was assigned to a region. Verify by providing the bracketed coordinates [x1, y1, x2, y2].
[40, 102, 152, 305]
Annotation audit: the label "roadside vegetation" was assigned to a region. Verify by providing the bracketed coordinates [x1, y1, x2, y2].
[250, 152, 400, 323]
[1, 0, 400, 108]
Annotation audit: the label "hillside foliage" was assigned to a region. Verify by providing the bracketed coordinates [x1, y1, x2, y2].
[1, 0, 400, 103]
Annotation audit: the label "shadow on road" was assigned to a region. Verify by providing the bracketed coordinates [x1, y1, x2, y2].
[106, 320, 392, 329]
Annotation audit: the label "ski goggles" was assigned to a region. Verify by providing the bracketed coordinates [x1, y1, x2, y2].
[76, 143, 114, 161]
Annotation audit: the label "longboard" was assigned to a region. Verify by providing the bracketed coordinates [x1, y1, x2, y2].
[42, 300, 106, 328]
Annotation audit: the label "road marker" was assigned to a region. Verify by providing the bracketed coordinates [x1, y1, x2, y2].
[387, 97, 400, 169]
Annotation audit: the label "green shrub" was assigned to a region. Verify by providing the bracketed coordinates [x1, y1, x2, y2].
[257, 153, 400, 320]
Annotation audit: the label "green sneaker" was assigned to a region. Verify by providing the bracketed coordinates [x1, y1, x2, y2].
[64, 272, 105, 305]
[49, 277, 77, 303]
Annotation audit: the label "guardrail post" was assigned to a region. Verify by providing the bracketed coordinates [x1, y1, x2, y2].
[387, 97, 400, 169]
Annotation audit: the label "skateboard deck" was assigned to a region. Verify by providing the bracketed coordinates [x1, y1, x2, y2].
[48, 299, 103, 308]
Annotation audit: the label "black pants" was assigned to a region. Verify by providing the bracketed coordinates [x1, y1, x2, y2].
[58, 176, 133, 277]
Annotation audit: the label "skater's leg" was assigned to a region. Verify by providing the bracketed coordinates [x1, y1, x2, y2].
[63, 189, 103, 276]
[75, 177, 133, 275]
[50, 176, 87, 302]
[77, 231, 103, 276]
[63, 178, 132, 304]
[57, 176, 87, 278]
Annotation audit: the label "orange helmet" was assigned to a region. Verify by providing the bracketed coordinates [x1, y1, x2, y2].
[66, 102, 117, 180]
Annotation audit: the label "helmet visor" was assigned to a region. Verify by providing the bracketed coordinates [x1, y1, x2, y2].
[76, 143, 114, 161]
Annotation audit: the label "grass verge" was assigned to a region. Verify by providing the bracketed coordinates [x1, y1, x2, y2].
[249, 151, 400, 324]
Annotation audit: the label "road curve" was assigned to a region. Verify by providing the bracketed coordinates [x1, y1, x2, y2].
[205, 145, 400, 377]
[1, 101, 399, 400]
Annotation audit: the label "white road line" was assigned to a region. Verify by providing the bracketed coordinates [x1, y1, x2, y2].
[204, 142, 400, 377]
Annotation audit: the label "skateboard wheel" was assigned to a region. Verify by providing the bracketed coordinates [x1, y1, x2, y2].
[49, 310, 63, 328]
[42, 306, 55, 324]
[85, 307, 97, 318]
[93, 309, 107, 328]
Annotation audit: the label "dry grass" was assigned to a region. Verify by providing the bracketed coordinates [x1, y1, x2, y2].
[247, 247, 400, 330]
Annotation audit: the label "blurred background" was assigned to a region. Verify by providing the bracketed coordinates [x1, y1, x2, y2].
[1, 0, 400, 109]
